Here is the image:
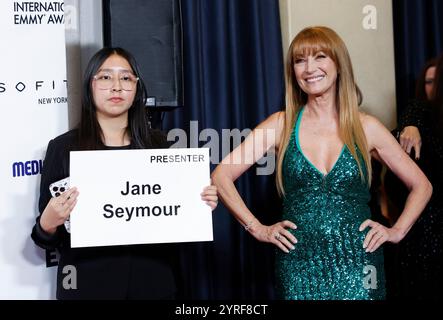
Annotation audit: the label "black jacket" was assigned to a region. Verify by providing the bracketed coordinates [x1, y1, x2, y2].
[31, 129, 179, 299]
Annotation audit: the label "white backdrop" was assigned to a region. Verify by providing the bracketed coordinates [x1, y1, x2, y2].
[0, 0, 68, 299]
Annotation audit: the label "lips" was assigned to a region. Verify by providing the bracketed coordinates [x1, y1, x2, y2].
[305, 75, 325, 83]
[109, 97, 124, 103]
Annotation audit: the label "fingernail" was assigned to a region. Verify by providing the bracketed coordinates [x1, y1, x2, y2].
[292, 225, 297, 229]
[294, 239, 298, 244]
[291, 246, 295, 250]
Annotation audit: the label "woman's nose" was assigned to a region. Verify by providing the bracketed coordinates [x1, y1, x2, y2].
[111, 77, 123, 91]
[306, 57, 315, 73]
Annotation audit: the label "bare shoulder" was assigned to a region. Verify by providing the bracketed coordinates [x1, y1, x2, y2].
[253, 111, 285, 152]
[359, 112, 381, 128]
[257, 111, 285, 130]
[359, 112, 394, 150]
[359, 112, 386, 135]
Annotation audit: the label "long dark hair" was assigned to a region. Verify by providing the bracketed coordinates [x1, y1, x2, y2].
[78, 47, 151, 149]
[416, 57, 438, 102]
[432, 54, 443, 142]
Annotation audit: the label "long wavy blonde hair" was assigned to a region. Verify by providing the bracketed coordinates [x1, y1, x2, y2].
[276, 26, 371, 196]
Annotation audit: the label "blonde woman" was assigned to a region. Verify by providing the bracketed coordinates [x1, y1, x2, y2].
[211, 26, 432, 300]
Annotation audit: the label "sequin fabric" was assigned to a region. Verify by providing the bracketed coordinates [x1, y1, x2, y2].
[276, 108, 385, 300]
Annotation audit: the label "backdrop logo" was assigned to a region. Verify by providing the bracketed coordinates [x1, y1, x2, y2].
[13, 1, 64, 25]
[0, 79, 67, 94]
[12, 159, 43, 177]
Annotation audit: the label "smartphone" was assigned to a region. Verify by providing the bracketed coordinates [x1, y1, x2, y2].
[48, 177, 71, 233]
[49, 177, 70, 198]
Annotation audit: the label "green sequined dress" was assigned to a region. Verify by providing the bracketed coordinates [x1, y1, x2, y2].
[276, 108, 385, 300]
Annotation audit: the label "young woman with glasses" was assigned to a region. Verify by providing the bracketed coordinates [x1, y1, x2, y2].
[31, 47, 217, 299]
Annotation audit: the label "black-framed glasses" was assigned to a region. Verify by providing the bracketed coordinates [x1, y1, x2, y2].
[93, 72, 139, 91]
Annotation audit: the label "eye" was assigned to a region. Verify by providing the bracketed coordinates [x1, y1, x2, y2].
[97, 74, 112, 80]
[294, 58, 305, 64]
[120, 74, 132, 82]
[315, 54, 327, 60]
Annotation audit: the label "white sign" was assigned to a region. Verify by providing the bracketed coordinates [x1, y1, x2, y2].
[69, 148, 213, 248]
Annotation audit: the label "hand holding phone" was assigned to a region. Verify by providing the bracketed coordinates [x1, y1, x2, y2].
[49, 177, 70, 197]
[48, 177, 71, 233]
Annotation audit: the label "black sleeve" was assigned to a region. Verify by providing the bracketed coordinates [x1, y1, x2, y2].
[149, 129, 172, 149]
[397, 99, 427, 132]
[31, 216, 62, 250]
[31, 138, 68, 250]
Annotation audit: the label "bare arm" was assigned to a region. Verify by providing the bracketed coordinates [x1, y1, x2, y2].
[360, 114, 432, 252]
[211, 112, 297, 253]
